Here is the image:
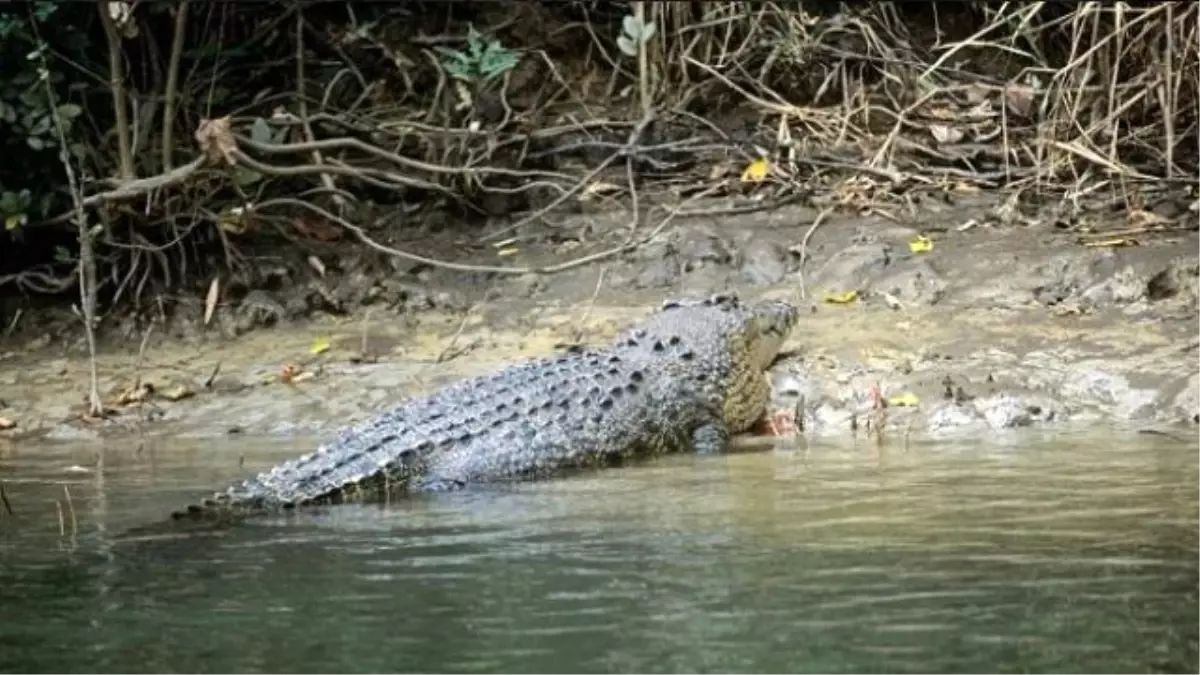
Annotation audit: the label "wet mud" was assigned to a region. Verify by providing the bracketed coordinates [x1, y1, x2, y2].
[0, 194, 1196, 450]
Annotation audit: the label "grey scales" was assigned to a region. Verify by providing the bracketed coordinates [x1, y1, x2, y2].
[173, 294, 799, 519]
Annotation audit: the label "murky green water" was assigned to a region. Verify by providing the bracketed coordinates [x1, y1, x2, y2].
[0, 430, 1196, 674]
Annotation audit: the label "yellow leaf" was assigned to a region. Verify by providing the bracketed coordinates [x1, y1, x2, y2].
[886, 392, 920, 407]
[203, 276, 220, 327]
[4, 214, 23, 231]
[909, 235, 934, 253]
[162, 385, 195, 402]
[310, 337, 331, 355]
[218, 208, 246, 234]
[740, 158, 771, 183]
[823, 290, 859, 304]
[1082, 237, 1139, 248]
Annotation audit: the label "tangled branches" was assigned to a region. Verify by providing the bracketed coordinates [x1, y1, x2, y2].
[1, 1, 1196, 320]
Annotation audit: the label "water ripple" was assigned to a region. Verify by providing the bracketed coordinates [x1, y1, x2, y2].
[0, 431, 1195, 674]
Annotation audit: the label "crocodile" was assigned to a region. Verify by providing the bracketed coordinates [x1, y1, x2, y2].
[172, 294, 799, 519]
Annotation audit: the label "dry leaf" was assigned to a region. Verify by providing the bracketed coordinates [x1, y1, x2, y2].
[204, 276, 220, 326]
[115, 382, 152, 406]
[886, 392, 921, 407]
[307, 255, 326, 277]
[963, 83, 990, 104]
[193, 116, 237, 165]
[1082, 238, 1140, 248]
[1005, 84, 1034, 118]
[929, 124, 964, 144]
[293, 216, 341, 241]
[216, 206, 248, 235]
[0, 417, 15, 431]
[580, 181, 622, 201]
[280, 364, 302, 385]
[161, 385, 195, 402]
[1127, 209, 1171, 228]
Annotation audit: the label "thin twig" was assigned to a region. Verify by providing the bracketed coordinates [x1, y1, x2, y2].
[161, 0, 189, 171]
[435, 306, 479, 365]
[796, 206, 835, 301]
[63, 485, 78, 537]
[29, 10, 103, 417]
[294, 6, 344, 211]
[571, 266, 608, 345]
[0, 482, 12, 516]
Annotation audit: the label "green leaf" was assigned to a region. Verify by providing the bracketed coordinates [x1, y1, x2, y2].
[5, 214, 25, 231]
[26, 136, 45, 150]
[234, 166, 262, 187]
[617, 35, 637, 58]
[56, 103, 82, 120]
[622, 15, 643, 40]
[250, 117, 272, 145]
[29, 115, 50, 135]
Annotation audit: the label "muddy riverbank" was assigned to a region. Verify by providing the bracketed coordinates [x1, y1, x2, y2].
[0, 195, 1196, 449]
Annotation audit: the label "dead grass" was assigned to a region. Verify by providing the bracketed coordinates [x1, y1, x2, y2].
[578, 0, 1197, 193]
[8, 1, 1195, 314]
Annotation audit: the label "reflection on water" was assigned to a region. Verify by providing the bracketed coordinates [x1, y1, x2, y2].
[0, 430, 1196, 673]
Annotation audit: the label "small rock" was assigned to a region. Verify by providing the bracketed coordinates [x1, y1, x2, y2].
[738, 238, 791, 286]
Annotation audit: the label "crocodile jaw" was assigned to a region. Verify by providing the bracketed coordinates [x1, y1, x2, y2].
[748, 299, 799, 368]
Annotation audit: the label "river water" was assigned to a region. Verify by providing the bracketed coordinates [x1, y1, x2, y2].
[0, 430, 1196, 673]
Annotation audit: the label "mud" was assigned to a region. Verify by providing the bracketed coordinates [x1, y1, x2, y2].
[0, 192, 1196, 451]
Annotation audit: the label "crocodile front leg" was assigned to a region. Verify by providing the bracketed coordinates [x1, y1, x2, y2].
[691, 419, 731, 454]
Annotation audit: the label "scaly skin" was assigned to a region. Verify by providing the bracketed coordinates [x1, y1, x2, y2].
[173, 294, 798, 519]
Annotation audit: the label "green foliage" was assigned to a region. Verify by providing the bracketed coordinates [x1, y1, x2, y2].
[617, 14, 657, 57]
[0, 1, 90, 231]
[436, 26, 519, 85]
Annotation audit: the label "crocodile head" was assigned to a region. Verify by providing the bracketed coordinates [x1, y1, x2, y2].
[616, 293, 799, 432]
[649, 293, 798, 367]
[744, 297, 799, 369]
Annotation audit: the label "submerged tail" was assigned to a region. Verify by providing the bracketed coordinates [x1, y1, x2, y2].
[169, 419, 433, 521]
